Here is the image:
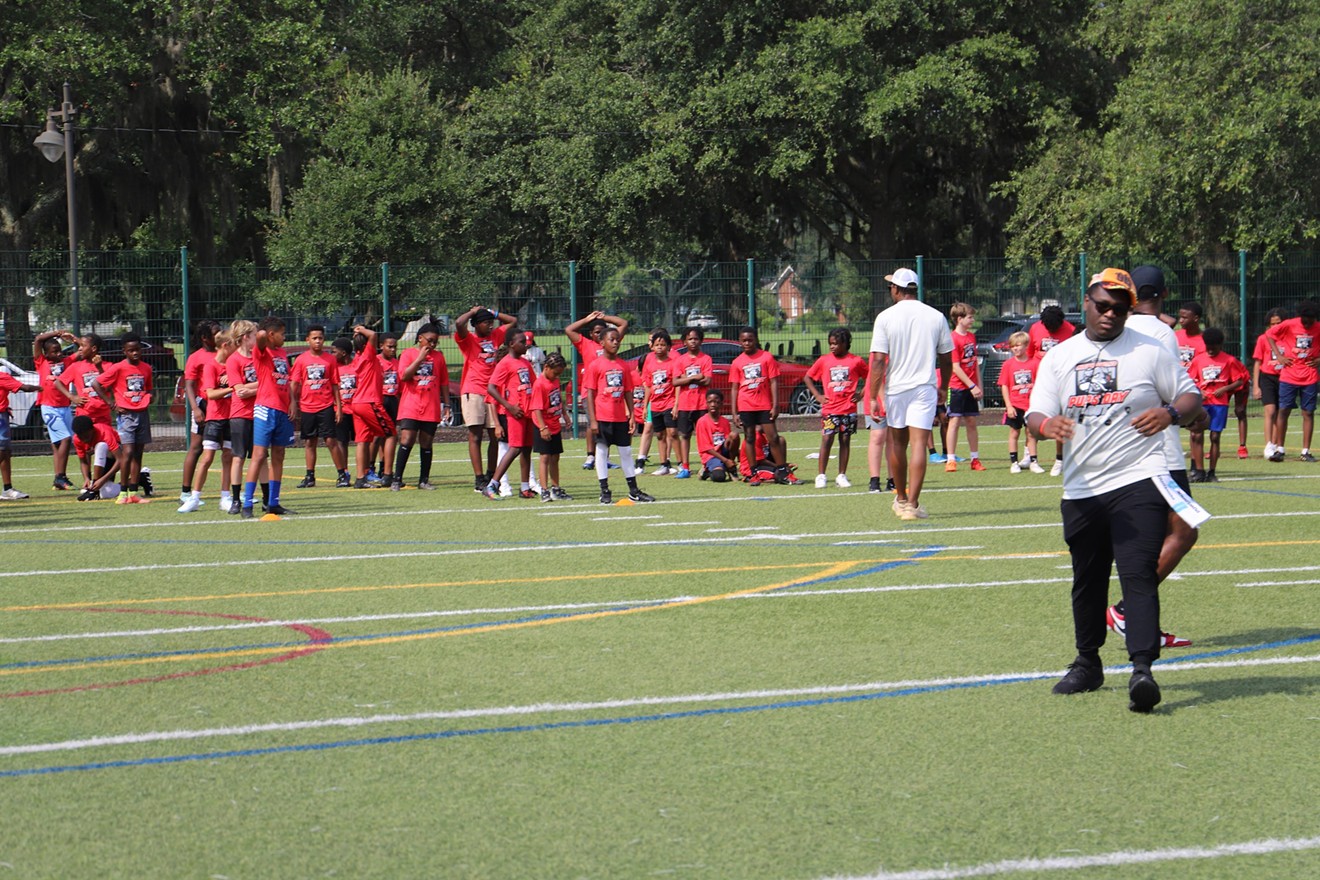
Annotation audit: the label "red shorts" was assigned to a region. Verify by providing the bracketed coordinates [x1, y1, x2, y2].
[506, 414, 535, 448]
[349, 401, 395, 443]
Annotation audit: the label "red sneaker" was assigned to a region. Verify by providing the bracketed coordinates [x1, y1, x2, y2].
[1237, 445, 1249, 459]
[970, 458, 986, 471]
[1106, 604, 1191, 648]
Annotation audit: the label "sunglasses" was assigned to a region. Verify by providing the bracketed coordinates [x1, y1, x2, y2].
[1088, 294, 1131, 316]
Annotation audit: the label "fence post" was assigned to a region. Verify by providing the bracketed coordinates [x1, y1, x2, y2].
[746, 258, 756, 330]
[180, 246, 190, 363]
[1238, 250, 1248, 357]
[1078, 251, 1088, 311]
[916, 255, 925, 302]
[381, 262, 391, 332]
[569, 260, 579, 440]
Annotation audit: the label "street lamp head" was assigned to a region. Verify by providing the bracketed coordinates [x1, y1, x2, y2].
[33, 118, 64, 163]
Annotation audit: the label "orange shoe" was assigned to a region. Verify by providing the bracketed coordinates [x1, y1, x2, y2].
[970, 458, 986, 471]
[945, 460, 957, 472]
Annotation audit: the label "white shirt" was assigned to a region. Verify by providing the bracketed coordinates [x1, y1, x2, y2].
[1028, 327, 1198, 500]
[869, 298, 954, 395]
[1126, 313, 1187, 472]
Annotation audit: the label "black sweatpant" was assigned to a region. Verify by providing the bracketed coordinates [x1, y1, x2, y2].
[1061, 478, 1170, 667]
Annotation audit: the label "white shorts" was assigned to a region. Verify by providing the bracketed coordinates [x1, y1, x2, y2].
[884, 385, 938, 431]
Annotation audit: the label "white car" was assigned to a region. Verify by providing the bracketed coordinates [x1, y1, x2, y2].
[685, 313, 720, 330]
[0, 357, 40, 429]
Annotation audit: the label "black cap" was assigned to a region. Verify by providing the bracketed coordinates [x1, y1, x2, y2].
[472, 308, 497, 324]
[1131, 266, 1166, 300]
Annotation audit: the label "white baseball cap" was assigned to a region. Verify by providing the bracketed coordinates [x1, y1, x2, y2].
[884, 267, 919, 290]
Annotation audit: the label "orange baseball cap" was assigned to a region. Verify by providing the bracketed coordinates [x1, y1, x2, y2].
[1087, 268, 1137, 305]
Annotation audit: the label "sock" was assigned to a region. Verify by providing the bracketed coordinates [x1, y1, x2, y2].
[231, 485, 241, 505]
[626, 476, 639, 492]
[1055, 455, 1063, 462]
[1115, 600, 1125, 615]
[617, 445, 636, 478]
[595, 442, 610, 480]
[1010, 451, 1019, 462]
[128, 483, 138, 493]
[395, 443, 413, 481]
[970, 451, 980, 460]
[3, 483, 11, 491]
[306, 469, 315, 477]
[243, 480, 256, 508]
[260, 482, 270, 506]
[270, 480, 281, 507]
[419, 447, 433, 483]
[182, 483, 192, 494]
[1029, 455, 1037, 462]
[598, 477, 610, 492]
[520, 481, 530, 491]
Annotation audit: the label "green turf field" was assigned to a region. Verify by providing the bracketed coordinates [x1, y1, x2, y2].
[1, 429, 1317, 878]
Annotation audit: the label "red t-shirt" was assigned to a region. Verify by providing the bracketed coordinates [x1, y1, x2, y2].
[806, 352, 868, 416]
[73, 422, 121, 458]
[730, 349, 780, 412]
[1266, 317, 1319, 385]
[226, 352, 259, 419]
[35, 352, 77, 408]
[999, 356, 1040, 411]
[642, 354, 678, 411]
[183, 347, 212, 388]
[398, 348, 449, 422]
[1253, 332, 1283, 377]
[61, 360, 112, 423]
[253, 346, 292, 412]
[379, 354, 399, 398]
[583, 357, 635, 422]
[291, 351, 339, 412]
[674, 350, 713, 410]
[352, 343, 383, 405]
[0, 371, 22, 414]
[695, 413, 733, 466]
[489, 355, 534, 415]
[530, 374, 564, 434]
[98, 359, 153, 411]
[336, 359, 358, 405]
[1174, 329, 1207, 371]
[1029, 320, 1075, 359]
[456, 326, 509, 396]
[574, 336, 608, 364]
[201, 356, 231, 422]
[949, 330, 978, 390]
[1189, 350, 1248, 406]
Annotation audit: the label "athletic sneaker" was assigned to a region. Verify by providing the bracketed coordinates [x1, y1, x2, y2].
[336, 473, 352, 488]
[227, 500, 242, 514]
[1270, 449, 1286, 462]
[607, 461, 620, 470]
[653, 465, 672, 476]
[267, 504, 296, 515]
[499, 481, 513, 498]
[1188, 469, 1205, 483]
[699, 468, 711, 481]
[891, 498, 908, 518]
[354, 477, 370, 489]
[1028, 460, 1045, 474]
[529, 476, 542, 493]
[969, 459, 986, 472]
[481, 483, 501, 501]
[1302, 452, 1318, 463]
[540, 489, 553, 502]
[115, 494, 143, 505]
[1205, 471, 1219, 482]
[928, 452, 947, 463]
[416, 482, 437, 491]
[551, 486, 573, 501]
[814, 473, 828, 489]
[1128, 671, 1161, 713]
[903, 503, 928, 520]
[634, 456, 649, 468]
[886, 477, 895, 492]
[177, 493, 202, 513]
[1237, 445, 1249, 459]
[139, 470, 155, 497]
[219, 495, 233, 512]
[0, 488, 29, 500]
[366, 473, 384, 487]
[582, 457, 595, 470]
[53, 475, 74, 491]
[474, 476, 488, 494]
[519, 489, 537, 499]
[868, 477, 882, 493]
[945, 460, 957, 472]
[835, 473, 851, 488]
[240, 505, 254, 519]
[179, 489, 190, 503]
[674, 467, 691, 479]
[748, 476, 763, 487]
[297, 475, 316, 488]
[1052, 661, 1104, 695]
[1009, 461, 1022, 474]
[389, 479, 403, 491]
[781, 473, 804, 486]
[1049, 460, 1063, 476]
[1105, 604, 1192, 648]
[628, 488, 656, 502]
[76, 489, 98, 501]
[599, 488, 613, 504]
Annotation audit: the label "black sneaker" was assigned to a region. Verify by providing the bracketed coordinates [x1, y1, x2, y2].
[551, 486, 573, 501]
[1128, 671, 1161, 713]
[868, 477, 881, 493]
[1302, 452, 1318, 463]
[416, 482, 436, 491]
[336, 473, 351, 488]
[139, 470, 155, 497]
[540, 489, 553, 503]
[1269, 450, 1286, 462]
[1205, 471, 1219, 482]
[474, 476, 488, 494]
[354, 477, 369, 489]
[389, 480, 402, 492]
[886, 477, 895, 492]
[77, 489, 97, 501]
[240, 506, 255, 519]
[297, 475, 316, 488]
[1052, 661, 1104, 695]
[53, 475, 74, 491]
[599, 489, 613, 505]
[628, 488, 655, 503]
[228, 501, 242, 515]
[699, 468, 710, 481]
[267, 504, 296, 515]
[1188, 469, 1205, 483]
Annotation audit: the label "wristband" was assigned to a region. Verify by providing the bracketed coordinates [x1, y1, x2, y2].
[1163, 404, 1180, 426]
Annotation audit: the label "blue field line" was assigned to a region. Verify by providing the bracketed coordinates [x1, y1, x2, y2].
[1156, 632, 1320, 664]
[776, 548, 945, 591]
[1206, 486, 1320, 500]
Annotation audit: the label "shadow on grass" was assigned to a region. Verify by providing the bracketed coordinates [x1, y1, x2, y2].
[1161, 672, 1320, 712]
[1185, 627, 1320, 650]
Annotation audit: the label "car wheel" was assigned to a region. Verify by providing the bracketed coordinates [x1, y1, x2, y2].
[788, 383, 820, 416]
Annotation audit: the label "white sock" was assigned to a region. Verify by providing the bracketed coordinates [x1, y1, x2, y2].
[970, 451, 980, 460]
[595, 442, 610, 480]
[618, 446, 636, 479]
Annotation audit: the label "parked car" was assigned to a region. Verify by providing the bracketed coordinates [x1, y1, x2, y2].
[0, 357, 40, 437]
[613, 338, 821, 415]
[976, 313, 1082, 406]
[684, 313, 720, 331]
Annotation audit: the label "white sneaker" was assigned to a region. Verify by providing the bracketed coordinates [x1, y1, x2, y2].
[1028, 460, 1045, 474]
[652, 465, 672, 476]
[499, 480, 513, 498]
[0, 488, 29, 500]
[179, 490, 190, 503]
[835, 473, 851, 488]
[177, 493, 203, 513]
[219, 495, 233, 513]
[814, 474, 828, 488]
[1009, 461, 1022, 474]
[1049, 460, 1063, 477]
[529, 476, 542, 493]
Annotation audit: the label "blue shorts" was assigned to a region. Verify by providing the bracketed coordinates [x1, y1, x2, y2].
[1279, 381, 1318, 413]
[42, 405, 74, 443]
[253, 406, 296, 448]
[1205, 404, 1229, 434]
[0, 412, 11, 450]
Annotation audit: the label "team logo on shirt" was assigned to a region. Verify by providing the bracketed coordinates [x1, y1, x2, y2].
[1298, 335, 1313, 353]
[1040, 337, 1059, 351]
[480, 340, 497, 363]
[126, 375, 146, 394]
[828, 365, 851, 389]
[1012, 368, 1034, 390]
[81, 374, 100, 396]
[652, 368, 669, 388]
[340, 375, 357, 392]
[1200, 364, 1222, 385]
[307, 364, 326, 383]
[960, 342, 976, 360]
[605, 369, 624, 396]
[1178, 346, 1195, 365]
[1068, 360, 1130, 406]
[685, 365, 702, 378]
[50, 363, 66, 378]
[244, 364, 257, 383]
[517, 368, 532, 389]
[383, 368, 398, 390]
[741, 363, 763, 388]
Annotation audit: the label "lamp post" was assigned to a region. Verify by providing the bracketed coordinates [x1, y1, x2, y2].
[32, 82, 80, 336]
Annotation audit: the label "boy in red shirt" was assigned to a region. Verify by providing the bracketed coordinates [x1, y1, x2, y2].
[330, 337, 358, 472]
[289, 326, 346, 488]
[483, 329, 536, 500]
[71, 415, 129, 501]
[695, 389, 740, 482]
[1253, 308, 1288, 460]
[641, 329, 680, 476]
[583, 326, 653, 503]
[240, 317, 296, 518]
[671, 327, 712, 478]
[944, 303, 985, 472]
[1175, 302, 1207, 370]
[179, 330, 237, 513]
[1029, 306, 1075, 474]
[0, 368, 39, 500]
[374, 332, 400, 484]
[33, 328, 79, 490]
[530, 352, 572, 501]
[1265, 300, 1319, 462]
[455, 305, 516, 492]
[59, 333, 111, 426]
[91, 332, 154, 499]
[344, 326, 395, 488]
[730, 326, 800, 485]
[392, 323, 450, 490]
[804, 327, 868, 488]
[1187, 327, 1248, 482]
[179, 320, 222, 503]
[566, 310, 629, 470]
[997, 331, 1044, 473]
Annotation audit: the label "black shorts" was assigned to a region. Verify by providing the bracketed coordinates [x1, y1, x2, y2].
[651, 410, 677, 430]
[229, 417, 255, 461]
[1002, 411, 1027, 430]
[334, 412, 354, 445]
[1170, 469, 1191, 495]
[202, 419, 230, 448]
[301, 407, 336, 440]
[382, 394, 399, 422]
[948, 388, 980, 417]
[398, 418, 437, 435]
[533, 432, 564, 455]
[1259, 373, 1280, 408]
[738, 409, 774, 427]
[676, 409, 704, 437]
[596, 420, 632, 447]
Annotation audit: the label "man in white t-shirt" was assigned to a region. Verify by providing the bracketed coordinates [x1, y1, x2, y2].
[867, 267, 953, 520]
[1027, 268, 1203, 713]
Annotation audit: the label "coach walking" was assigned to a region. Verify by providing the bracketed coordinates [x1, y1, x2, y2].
[1026, 268, 1204, 713]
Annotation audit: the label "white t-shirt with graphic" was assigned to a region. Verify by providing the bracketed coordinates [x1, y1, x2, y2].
[869, 298, 954, 395]
[1028, 327, 1197, 500]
